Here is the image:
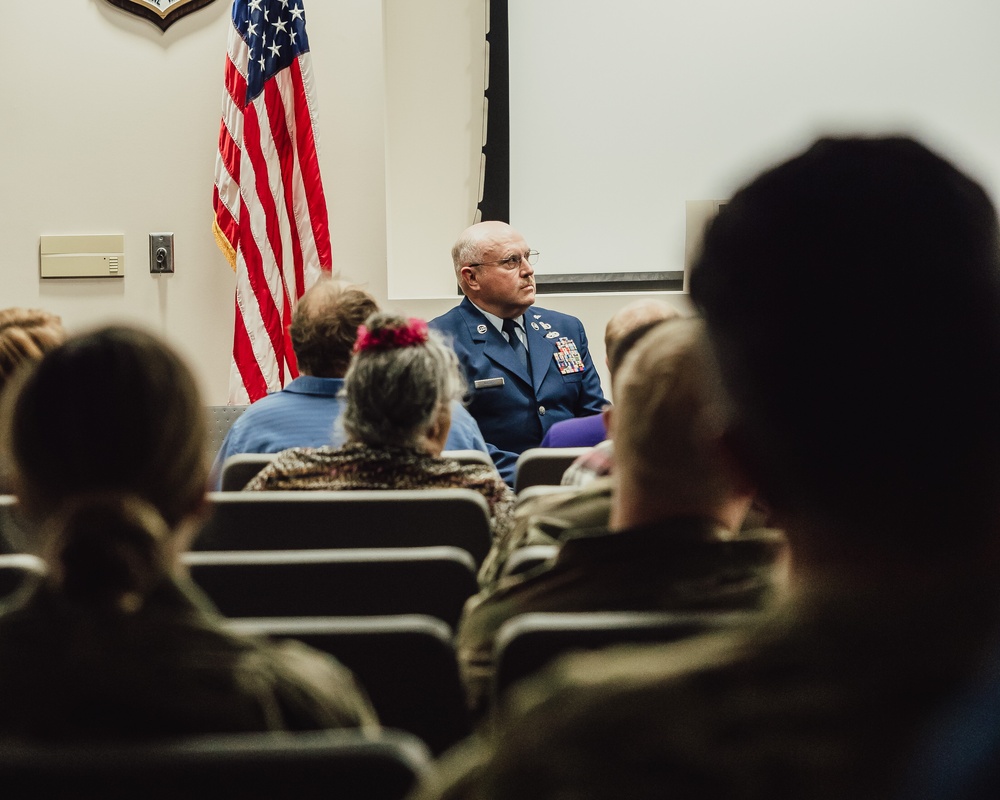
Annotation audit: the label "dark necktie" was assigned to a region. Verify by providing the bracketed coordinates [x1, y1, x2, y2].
[502, 317, 530, 376]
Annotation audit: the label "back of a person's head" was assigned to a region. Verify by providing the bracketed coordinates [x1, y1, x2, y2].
[0, 326, 208, 609]
[290, 280, 379, 378]
[0, 307, 66, 393]
[343, 312, 465, 448]
[690, 135, 1000, 553]
[614, 317, 732, 511]
[607, 315, 680, 388]
[604, 299, 679, 371]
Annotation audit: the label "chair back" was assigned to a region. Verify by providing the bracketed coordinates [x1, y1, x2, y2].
[186, 546, 477, 629]
[0, 553, 45, 601]
[440, 449, 497, 471]
[219, 453, 278, 491]
[193, 489, 493, 565]
[514, 447, 590, 493]
[0, 495, 27, 555]
[227, 616, 470, 755]
[493, 610, 758, 704]
[205, 405, 248, 458]
[0, 728, 429, 800]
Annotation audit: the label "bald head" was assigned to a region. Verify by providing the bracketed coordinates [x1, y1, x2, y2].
[452, 220, 537, 318]
[451, 221, 519, 276]
[289, 279, 378, 378]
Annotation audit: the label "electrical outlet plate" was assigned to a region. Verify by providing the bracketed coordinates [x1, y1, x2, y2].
[149, 232, 174, 274]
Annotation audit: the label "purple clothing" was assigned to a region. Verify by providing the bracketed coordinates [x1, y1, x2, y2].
[539, 413, 607, 448]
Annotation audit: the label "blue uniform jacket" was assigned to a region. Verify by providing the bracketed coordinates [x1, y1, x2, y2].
[431, 298, 606, 475]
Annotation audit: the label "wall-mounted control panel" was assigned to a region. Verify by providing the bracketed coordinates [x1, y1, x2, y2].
[39, 235, 125, 278]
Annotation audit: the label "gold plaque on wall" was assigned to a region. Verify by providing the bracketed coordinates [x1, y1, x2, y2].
[104, 0, 219, 31]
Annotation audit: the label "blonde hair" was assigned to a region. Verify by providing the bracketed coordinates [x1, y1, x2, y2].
[614, 317, 730, 508]
[0, 308, 65, 393]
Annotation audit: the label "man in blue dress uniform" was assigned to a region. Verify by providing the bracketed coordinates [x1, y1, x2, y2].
[430, 221, 606, 483]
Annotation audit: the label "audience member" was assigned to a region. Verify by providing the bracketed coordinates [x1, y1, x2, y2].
[0, 307, 65, 393]
[559, 310, 679, 487]
[0, 307, 66, 493]
[212, 279, 489, 486]
[412, 136, 1000, 799]
[430, 221, 606, 483]
[455, 317, 785, 717]
[539, 298, 678, 449]
[0, 326, 377, 739]
[246, 312, 515, 584]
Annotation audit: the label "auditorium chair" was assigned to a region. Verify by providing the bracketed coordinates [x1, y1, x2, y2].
[204, 405, 248, 459]
[513, 447, 590, 493]
[219, 453, 277, 491]
[440, 449, 497, 471]
[227, 615, 470, 755]
[492, 610, 759, 705]
[185, 546, 478, 629]
[0, 553, 44, 601]
[0, 728, 429, 799]
[193, 488, 493, 565]
[0, 495, 28, 555]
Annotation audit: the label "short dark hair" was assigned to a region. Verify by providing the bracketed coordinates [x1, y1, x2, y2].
[690, 136, 1000, 550]
[290, 282, 379, 378]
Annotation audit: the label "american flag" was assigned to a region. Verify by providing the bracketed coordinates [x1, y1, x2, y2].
[212, 0, 332, 404]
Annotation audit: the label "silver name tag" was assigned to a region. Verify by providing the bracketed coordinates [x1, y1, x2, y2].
[474, 377, 505, 389]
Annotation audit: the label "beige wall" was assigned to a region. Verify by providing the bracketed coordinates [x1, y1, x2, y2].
[3, 0, 682, 404]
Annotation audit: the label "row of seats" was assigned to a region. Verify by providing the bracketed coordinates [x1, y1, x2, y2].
[218, 447, 589, 493]
[0, 551, 751, 756]
[0, 727, 430, 800]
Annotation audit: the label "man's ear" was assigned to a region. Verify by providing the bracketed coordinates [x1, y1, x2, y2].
[460, 266, 479, 291]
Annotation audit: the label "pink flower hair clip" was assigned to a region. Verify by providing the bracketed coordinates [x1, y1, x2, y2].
[354, 318, 429, 353]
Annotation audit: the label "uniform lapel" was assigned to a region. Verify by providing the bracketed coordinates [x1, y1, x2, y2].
[459, 298, 532, 384]
[526, 311, 556, 393]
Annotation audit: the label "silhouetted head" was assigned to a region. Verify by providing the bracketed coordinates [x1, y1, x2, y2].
[0, 326, 208, 610]
[690, 136, 1000, 557]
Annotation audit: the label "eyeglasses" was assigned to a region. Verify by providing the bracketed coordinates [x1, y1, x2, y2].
[468, 251, 539, 270]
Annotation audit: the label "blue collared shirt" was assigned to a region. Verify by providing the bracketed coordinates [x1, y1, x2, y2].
[210, 375, 489, 488]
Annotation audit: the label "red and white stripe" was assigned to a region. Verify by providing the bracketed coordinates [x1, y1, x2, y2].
[213, 4, 331, 404]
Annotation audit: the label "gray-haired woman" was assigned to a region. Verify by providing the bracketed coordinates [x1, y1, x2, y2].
[246, 312, 516, 585]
